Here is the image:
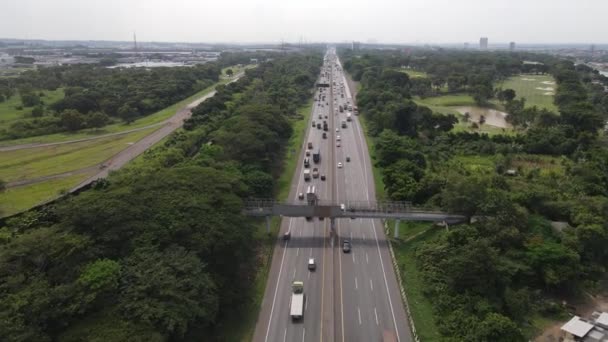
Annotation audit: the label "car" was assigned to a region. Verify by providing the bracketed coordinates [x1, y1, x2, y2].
[337, 142, 341, 147]
[312, 121, 315, 127]
[346, 156, 350, 162]
[298, 192, 304, 200]
[335, 128, 339, 132]
[283, 231, 291, 241]
[322, 132, 327, 139]
[320, 174, 326, 181]
[342, 240, 351, 253]
[337, 162, 343, 168]
[336, 135, 341, 141]
[324, 115, 328, 119]
[308, 258, 316, 271]
[305, 150, 310, 156]
[318, 114, 322, 119]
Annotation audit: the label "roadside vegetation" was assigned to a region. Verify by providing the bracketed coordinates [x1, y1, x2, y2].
[0, 62, 220, 141]
[342, 49, 608, 341]
[0, 50, 322, 341]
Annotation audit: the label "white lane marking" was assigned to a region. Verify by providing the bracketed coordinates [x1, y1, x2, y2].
[283, 328, 287, 342]
[358, 307, 362, 325]
[370, 279, 374, 291]
[366, 252, 369, 264]
[297, 248, 299, 256]
[355, 277, 358, 290]
[371, 219, 401, 342]
[352, 252, 356, 264]
[350, 231, 352, 239]
[292, 269, 296, 279]
[305, 297, 308, 312]
[264, 219, 292, 342]
[375, 307, 379, 325]
[302, 328, 306, 342]
[308, 271, 311, 280]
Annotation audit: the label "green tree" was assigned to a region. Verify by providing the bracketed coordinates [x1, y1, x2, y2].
[87, 111, 110, 129]
[118, 104, 139, 123]
[225, 68, 234, 77]
[119, 246, 218, 337]
[60, 109, 85, 131]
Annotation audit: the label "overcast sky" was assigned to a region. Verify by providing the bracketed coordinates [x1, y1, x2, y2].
[2, 0, 606, 44]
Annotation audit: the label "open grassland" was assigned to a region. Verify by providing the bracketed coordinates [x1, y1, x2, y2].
[396, 68, 428, 78]
[415, 94, 476, 107]
[0, 173, 91, 217]
[0, 126, 158, 183]
[0, 88, 65, 130]
[497, 74, 558, 112]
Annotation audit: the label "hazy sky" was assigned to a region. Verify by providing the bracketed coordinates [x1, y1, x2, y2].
[2, 0, 607, 44]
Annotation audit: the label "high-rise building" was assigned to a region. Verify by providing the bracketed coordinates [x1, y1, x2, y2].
[351, 41, 361, 51]
[480, 37, 488, 49]
[509, 42, 515, 51]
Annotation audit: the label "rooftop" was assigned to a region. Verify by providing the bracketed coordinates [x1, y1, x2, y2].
[562, 316, 594, 338]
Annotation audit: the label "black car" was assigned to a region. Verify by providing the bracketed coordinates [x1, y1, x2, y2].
[320, 174, 326, 181]
[342, 240, 351, 253]
[346, 156, 350, 162]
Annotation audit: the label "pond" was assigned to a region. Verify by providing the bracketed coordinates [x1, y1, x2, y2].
[454, 106, 511, 128]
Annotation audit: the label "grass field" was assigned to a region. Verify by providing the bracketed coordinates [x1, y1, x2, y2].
[396, 68, 428, 78]
[0, 172, 92, 217]
[0, 126, 158, 183]
[497, 74, 558, 112]
[415, 94, 476, 107]
[215, 98, 313, 341]
[389, 222, 443, 341]
[0, 88, 65, 130]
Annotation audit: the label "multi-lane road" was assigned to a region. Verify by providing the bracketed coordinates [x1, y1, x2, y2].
[253, 49, 411, 342]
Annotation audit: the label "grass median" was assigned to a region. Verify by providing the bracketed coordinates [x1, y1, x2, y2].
[0, 172, 93, 216]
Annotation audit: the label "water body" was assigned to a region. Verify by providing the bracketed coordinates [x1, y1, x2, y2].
[108, 61, 189, 69]
[454, 106, 511, 128]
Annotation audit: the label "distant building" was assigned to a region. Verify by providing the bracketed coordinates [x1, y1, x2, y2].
[591, 44, 596, 55]
[509, 42, 516, 51]
[480, 37, 488, 49]
[351, 41, 361, 51]
[464, 42, 470, 49]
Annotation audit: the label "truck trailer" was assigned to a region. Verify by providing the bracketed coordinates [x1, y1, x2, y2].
[290, 281, 305, 321]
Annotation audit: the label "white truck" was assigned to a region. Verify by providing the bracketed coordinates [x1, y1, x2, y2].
[346, 112, 352, 122]
[290, 281, 305, 321]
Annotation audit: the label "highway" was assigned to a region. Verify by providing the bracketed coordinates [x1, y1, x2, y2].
[253, 49, 411, 342]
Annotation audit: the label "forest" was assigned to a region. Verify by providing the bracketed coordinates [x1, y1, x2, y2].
[342, 49, 608, 341]
[0, 52, 322, 341]
[0, 62, 220, 140]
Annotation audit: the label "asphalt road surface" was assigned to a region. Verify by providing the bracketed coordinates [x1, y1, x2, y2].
[253, 49, 412, 342]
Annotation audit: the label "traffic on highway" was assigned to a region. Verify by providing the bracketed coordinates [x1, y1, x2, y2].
[253, 48, 411, 342]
